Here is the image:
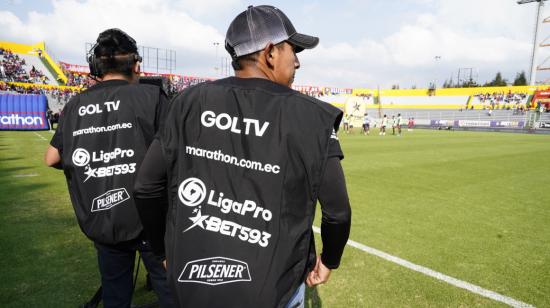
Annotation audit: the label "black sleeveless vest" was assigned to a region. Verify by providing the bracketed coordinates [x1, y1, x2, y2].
[60, 81, 162, 245]
[160, 77, 342, 307]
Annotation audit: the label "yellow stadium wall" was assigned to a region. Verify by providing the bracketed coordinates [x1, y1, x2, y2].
[0, 41, 37, 54]
[353, 85, 550, 96]
[2, 81, 82, 92]
[0, 41, 67, 84]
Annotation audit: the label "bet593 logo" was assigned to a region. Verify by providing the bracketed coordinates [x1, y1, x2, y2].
[71, 147, 136, 182]
[178, 177, 272, 248]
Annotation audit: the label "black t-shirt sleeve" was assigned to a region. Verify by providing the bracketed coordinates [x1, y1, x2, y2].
[318, 156, 351, 269]
[134, 139, 169, 256]
[328, 134, 344, 160]
[328, 109, 344, 160]
[49, 112, 64, 152]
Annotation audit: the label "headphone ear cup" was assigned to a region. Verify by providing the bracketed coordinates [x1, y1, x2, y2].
[88, 54, 100, 78]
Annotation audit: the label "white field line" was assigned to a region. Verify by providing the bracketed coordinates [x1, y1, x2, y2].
[13, 173, 39, 178]
[33, 132, 47, 141]
[311, 226, 534, 308]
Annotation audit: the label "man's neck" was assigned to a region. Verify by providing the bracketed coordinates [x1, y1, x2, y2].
[101, 73, 135, 83]
[235, 66, 271, 81]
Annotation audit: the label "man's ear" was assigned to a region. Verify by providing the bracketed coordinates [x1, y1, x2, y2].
[133, 61, 141, 74]
[263, 43, 276, 68]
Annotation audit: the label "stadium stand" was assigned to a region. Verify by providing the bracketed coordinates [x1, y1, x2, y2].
[347, 86, 550, 131]
[63, 70, 96, 88]
[539, 112, 550, 128]
[0, 41, 66, 85]
[378, 95, 470, 109]
[0, 81, 79, 113]
[59, 61, 212, 96]
[165, 74, 211, 94]
[0, 48, 51, 84]
[469, 91, 530, 111]
[18, 53, 57, 85]
[292, 85, 353, 98]
[2, 40, 550, 132]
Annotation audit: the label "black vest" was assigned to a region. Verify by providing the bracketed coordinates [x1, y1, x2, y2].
[160, 77, 342, 307]
[60, 80, 162, 245]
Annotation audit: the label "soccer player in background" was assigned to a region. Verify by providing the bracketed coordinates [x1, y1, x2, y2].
[380, 114, 388, 135]
[397, 113, 403, 136]
[343, 113, 350, 133]
[363, 112, 370, 135]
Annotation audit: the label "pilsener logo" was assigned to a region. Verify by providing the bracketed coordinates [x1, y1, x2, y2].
[91, 188, 130, 212]
[178, 257, 251, 286]
[178, 177, 207, 207]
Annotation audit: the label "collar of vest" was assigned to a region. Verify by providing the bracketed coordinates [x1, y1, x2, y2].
[215, 77, 294, 94]
[88, 79, 130, 91]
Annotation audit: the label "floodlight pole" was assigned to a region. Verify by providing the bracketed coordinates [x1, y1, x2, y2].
[531, 1, 544, 85]
[433, 55, 441, 88]
[213, 42, 220, 76]
[519, 0, 547, 85]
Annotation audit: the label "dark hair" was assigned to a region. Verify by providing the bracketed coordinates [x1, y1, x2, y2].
[233, 52, 258, 70]
[90, 29, 141, 78]
[230, 42, 286, 71]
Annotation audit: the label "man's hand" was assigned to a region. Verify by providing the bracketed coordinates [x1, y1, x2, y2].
[162, 259, 167, 269]
[306, 256, 331, 287]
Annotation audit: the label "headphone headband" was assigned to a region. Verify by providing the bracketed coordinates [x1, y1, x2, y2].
[86, 29, 141, 78]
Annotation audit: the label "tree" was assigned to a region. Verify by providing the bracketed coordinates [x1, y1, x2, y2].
[513, 71, 527, 86]
[486, 72, 508, 87]
[462, 78, 479, 88]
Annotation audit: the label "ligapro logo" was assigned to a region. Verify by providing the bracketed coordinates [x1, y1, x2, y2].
[178, 177, 207, 207]
[72, 148, 90, 167]
[178, 257, 251, 286]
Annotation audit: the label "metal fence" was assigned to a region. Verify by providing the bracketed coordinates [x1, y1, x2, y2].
[85, 43, 176, 74]
[361, 108, 550, 132]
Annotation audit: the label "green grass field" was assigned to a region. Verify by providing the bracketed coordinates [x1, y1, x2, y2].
[1, 129, 549, 307]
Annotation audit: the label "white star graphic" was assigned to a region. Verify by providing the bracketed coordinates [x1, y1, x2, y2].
[183, 210, 209, 233]
[83, 166, 96, 182]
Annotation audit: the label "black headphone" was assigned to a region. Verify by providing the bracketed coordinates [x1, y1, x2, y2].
[86, 29, 142, 78]
[86, 42, 101, 78]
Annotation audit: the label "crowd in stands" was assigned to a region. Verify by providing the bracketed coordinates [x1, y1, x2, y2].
[293, 88, 324, 97]
[473, 91, 529, 112]
[2, 49, 349, 101]
[166, 75, 210, 96]
[63, 70, 96, 88]
[59, 68, 211, 98]
[0, 48, 49, 84]
[28, 65, 49, 84]
[293, 87, 353, 98]
[0, 81, 79, 104]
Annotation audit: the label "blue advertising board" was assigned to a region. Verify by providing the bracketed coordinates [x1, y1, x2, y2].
[0, 94, 49, 130]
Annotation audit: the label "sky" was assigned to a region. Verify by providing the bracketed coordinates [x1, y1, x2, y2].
[1, 0, 550, 88]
